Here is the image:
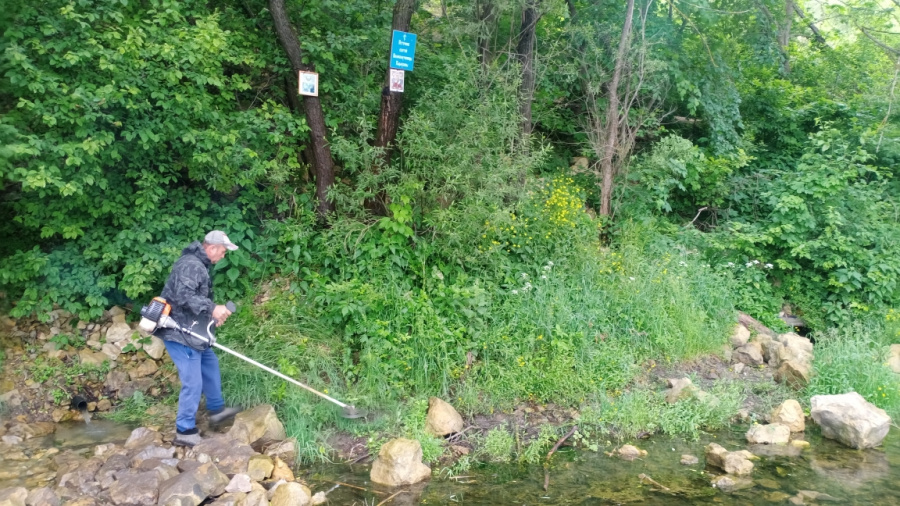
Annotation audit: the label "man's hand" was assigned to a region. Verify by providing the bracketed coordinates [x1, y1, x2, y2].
[213, 304, 232, 326]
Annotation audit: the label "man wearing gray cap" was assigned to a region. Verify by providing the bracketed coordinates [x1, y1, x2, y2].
[156, 230, 242, 446]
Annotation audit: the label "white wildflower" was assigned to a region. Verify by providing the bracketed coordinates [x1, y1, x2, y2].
[753, 260, 760, 265]
[511, 290, 519, 295]
[548, 261, 554, 267]
[679, 261, 687, 267]
[543, 265, 552, 271]
[520, 272, 529, 279]
[745, 262, 753, 268]
[727, 262, 735, 267]
[629, 276, 636, 281]
[523, 282, 533, 291]
[765, 263, 773, 269]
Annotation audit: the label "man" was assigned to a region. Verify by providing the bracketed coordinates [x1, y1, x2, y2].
[155, 230, 242, 447]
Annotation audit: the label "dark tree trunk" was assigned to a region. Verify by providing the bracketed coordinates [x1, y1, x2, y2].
[599, 0, 634, 217]
[476, 0, 498, 69]
[516, 0, 540, 136]
[269, 0, 335, 218]
[374, 0, 417, 166]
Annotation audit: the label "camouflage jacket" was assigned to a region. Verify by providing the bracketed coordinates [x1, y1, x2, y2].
[155, 241, 217, 350]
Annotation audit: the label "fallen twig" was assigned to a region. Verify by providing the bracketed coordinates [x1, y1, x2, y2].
[375, 489, 408, 506]
[324, 481, 387, 496]
[543, 425, 578, 491]
[346, 452, 371, 465]
[638, 473, 670, 491]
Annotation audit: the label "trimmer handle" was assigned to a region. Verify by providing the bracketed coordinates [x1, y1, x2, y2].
[226, 301, 236, 312]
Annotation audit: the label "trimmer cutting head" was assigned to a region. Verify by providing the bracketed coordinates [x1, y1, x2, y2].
[340, 405, 366, 419]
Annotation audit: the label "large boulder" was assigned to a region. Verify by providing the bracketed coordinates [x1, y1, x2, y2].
[771, 400, 805, 432]
[108, 470, 159, 505]
[664, 378, 698, 404]
[705, 443, 756, 476]
[124, 427, 163, 450]
[424, 397, 464, 436]
[227, 404, 286, 449]
[810, 392, 892, 449]
[746, 423, 791, 445]
[370, 438, 432, 487]
[733, 342, 764, 366]
[269, 482, 312, 506]
[157, 462, 229, 506]
[0, 487, 27, 506]
[730, 324, 751, 348]
[191, 435, 258, 475]
[774, 360, 811, 388]
[143, 336, 167, 360]
[264, 438, 298, 467]
[25, 487, 59, 506]
[105, 322, 136, 344]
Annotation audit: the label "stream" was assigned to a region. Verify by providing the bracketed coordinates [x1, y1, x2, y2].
[2, 421, 898, 504]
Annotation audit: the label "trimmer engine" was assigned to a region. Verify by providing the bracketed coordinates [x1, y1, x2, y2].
[138, 297, 172, 333]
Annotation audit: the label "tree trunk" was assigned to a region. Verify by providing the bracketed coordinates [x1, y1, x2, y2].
[516, 0, 540, 136]
[269, 0, 335, 218]
[476, 0, 498, 69]
[779, 0, 793, 73]
[374, 0, 417, 166]
[599, 0, 634, 217]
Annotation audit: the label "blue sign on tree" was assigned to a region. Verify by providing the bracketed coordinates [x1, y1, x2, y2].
[390, 30, 417, 71]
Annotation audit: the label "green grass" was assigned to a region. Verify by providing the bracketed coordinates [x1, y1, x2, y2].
[805, 321, 900, 418]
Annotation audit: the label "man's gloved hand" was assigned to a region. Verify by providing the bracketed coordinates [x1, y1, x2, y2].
[213, 304, 232, 326]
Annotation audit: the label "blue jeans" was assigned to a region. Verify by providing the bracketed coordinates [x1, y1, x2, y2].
[164, 340, 224, 432]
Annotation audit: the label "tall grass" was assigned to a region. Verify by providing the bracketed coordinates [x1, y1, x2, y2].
[805, 321, 900, 418]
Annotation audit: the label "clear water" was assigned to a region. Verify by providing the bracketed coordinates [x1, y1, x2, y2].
[305, 425, 900, 505]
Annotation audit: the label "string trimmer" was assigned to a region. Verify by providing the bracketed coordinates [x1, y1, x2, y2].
[138, 297, 364, 419]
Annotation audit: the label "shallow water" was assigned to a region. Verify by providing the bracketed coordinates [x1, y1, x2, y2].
[306, 425, 900, 505]
[3, 420, 898, 504]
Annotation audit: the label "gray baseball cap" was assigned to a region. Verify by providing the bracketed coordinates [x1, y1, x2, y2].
[204, 230, 239, 251]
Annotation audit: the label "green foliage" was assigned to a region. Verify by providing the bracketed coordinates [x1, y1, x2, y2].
[480, 426, 515, 463]
[806, 320, 900, 418]
[49, 332, 85, 351]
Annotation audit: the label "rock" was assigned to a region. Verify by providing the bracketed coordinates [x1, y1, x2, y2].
[269, 482, 312, 506]
[124, 427, 163, 450]
[776, 333, 813, 363]
[810, 392, 892, 449]
[887, 344, 900, 374]
[130, 445, 175, 468]
[664, 377, 697, 404]
[225, 474, 253, 494]
[0, 390, 23, 408]
[25, 487, 59, 506]
[370, 438, 432, 487]
[710, 474, 753, 493]
[107, 306, 126, 319]
[244, 490, 268, 506]
[705, 443, 755, 475]
[264, 439, 297, 467]
[208, 492, 247, 506]
[57, 457, 104, 495]
[143, 336, 166, 360]
[614, 444, 647, 461]
[117, 379, 153, 400]
[192, 435, 258, 475]
[790, 440, 810, 449]
[105, 322, 135, 344]
[158, 462, 229, 506]
[247, 455, 274, 481]
[424, 397, 464, 436]
[680, 454, 699, 465]
[730, 324, 751, 348]
[1, 435, 22, 446]
[129, 360, 158, 379]
[775, 360, 811, 388]
[746, 423, 791, 445]
[9, 422, 55, 439]
[810, 449, 889, 488]
[227, 404, 285, 449]
[0, 487, 27, 506]
[734, 342, 764, 366]
[108, 470, 159, 505]
[270, 456, 294, 481]
[97, 399, 112, 411]
[78, 349, 108, 367]
[105, 371, 129, 392]
[791, 490, 842, 504]
[100, 343, 121, 361]
[310, 491, 327, 505]
[733, 363, 745, 375]
[771, 400, 805, 432]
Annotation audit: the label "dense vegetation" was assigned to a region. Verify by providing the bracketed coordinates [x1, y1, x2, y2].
[3, 0, 900, 460]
